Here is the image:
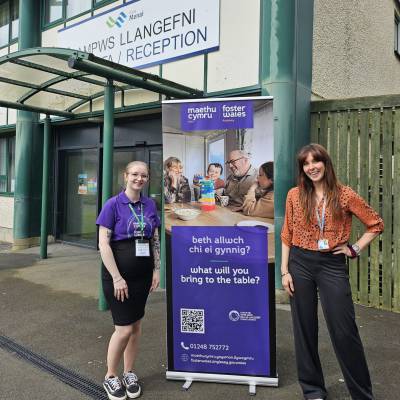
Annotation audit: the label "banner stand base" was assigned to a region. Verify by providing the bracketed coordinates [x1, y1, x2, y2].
[249, 382, 256, 396]
[166, 371, 279, 395]
[182, 378, 193, 391]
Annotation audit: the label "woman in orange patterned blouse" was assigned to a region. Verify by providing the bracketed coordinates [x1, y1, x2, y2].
[281, 143, 383, 400]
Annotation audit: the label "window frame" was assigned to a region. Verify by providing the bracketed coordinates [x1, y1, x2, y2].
[395, 13, 400, 58]
[93, 0, 116, 9]
[10, 0, 18, 40]
[42, 0, 119, 30]
[0, 134, 15, 196]
[206, 134, 226, 180]
[65, 0, 92, 20]
[43, 0, 65, 28]
[0, 0, 19, 50]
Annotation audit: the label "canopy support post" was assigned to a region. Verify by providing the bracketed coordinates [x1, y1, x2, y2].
[40, 116, 50, 259]
[99, 79, 115, 311]
[13, 0, 41, 250]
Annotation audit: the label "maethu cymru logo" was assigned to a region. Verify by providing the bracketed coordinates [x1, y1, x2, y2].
[106, 11, 128, 28]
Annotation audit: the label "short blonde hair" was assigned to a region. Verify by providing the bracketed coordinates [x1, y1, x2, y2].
[125, 161, 149, 174]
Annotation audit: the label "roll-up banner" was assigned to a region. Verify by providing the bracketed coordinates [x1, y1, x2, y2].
[163, 97, 277, 393]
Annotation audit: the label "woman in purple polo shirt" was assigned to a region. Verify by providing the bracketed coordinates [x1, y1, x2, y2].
[96, 161, 160, 400]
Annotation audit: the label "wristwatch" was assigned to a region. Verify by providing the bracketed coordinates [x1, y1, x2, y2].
[351, 244, 361, 256]
[347, 243, 360, 258]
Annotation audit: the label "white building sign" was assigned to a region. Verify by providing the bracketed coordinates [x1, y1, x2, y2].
[58, 0, 220, 69]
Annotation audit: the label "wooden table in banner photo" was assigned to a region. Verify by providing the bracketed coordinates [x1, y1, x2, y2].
[164, 203, 275, 263]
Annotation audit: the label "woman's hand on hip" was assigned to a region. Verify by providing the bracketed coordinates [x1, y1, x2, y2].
[113, 278, 129, 302]
[282, 273, 294, 297]
[332, 244, 352, 256]
[150, 270, 160, 293]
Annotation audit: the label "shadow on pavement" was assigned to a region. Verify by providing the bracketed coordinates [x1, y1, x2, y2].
[0, 252, 39, 270]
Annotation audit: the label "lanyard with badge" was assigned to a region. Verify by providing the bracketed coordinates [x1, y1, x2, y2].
[316, 197, 329, 250]
[128, 203, 150, 257]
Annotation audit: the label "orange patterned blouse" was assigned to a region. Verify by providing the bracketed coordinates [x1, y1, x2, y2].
[281, 186, 384, 250]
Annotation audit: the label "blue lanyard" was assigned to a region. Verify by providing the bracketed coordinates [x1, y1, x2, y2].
[128, 203, 145, 237]
[315, 197, 326, 236]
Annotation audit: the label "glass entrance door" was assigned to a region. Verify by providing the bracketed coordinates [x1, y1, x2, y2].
[112, 148, 145, 195]
[57, 146, 162, 248]
[58, 149, 99, 247]
[148, 147, 162, 210]
[113, 146, 162, 210]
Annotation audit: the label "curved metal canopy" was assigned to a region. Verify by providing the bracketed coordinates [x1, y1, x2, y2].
[0, 47, 203, 119]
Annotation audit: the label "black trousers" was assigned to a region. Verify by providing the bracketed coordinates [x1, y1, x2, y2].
[288, 246, 374, 400]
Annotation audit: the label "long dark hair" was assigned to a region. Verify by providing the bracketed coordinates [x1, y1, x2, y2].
[297, 144, 342, 223]
[260, 161, 273, 181]
[255, 161, 274, 199]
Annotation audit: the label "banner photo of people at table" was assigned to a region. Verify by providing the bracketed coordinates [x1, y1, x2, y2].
[163, 97, 278, 390]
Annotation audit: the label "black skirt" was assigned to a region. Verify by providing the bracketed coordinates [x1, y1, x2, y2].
[102, 239, 154, 326]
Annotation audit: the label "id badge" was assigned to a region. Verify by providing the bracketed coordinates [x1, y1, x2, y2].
[135, 239, 150, 257]
[317, 239, 329, 250]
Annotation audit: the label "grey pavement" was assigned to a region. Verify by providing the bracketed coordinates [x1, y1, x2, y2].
[0, 243, 399, 400]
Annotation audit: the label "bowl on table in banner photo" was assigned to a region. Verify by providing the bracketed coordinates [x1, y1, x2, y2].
[174, 208, 201, 221]
[236, 220, 274, 232]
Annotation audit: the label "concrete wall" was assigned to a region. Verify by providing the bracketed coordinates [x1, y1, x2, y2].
[312, 0, 400, 99]
[0, 196, 14, 242]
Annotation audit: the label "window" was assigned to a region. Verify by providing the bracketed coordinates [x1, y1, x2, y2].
[0, 0, 18, 47]
[10, 0, 18, 40]
[44, 0, 113, 25]
[0, 138, 6, 192]
[66, 0, 91, 19]
[395, 14, 400, 56]
[44, 0, 63, 24]
[0, 136, 15, 194]
[207, 136, 226, 180]
[0, 1, 9, 47]
[9, 135, 14, 192]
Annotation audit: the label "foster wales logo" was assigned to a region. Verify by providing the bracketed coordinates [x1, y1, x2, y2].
[229, 310, 261, 322]
[106, 11, 128, 28]
[228, 310, 240, 322]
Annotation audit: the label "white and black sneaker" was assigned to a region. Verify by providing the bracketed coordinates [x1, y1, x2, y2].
[122, 371, 141, 399]
[103, 376, 127, 400]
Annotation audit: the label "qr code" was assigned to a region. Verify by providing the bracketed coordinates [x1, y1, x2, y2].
[180, 308, 205, 334]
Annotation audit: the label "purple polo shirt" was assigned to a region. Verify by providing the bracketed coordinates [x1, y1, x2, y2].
[96, 191, 160, 241]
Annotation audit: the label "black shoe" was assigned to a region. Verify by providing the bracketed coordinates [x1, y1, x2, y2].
[103, 376, 127, 400]
[122, 371, 141, 399]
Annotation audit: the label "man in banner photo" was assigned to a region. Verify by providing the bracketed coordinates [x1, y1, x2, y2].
[224, 150, 258, 210]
